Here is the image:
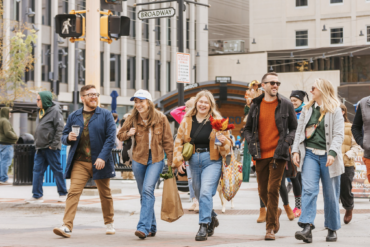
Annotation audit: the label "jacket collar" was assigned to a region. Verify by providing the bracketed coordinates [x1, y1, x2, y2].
[252, 92, 282, 105]
[75, 106, 101, 115]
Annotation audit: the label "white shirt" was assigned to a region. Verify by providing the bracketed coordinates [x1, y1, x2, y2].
[142, 120, 151, 149]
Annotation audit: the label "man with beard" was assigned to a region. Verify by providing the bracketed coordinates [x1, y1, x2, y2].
[244, 72, 297, 240]
[53, 85, 117, 238]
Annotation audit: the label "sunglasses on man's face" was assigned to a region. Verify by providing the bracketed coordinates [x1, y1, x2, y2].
[264, 81, 281, 86]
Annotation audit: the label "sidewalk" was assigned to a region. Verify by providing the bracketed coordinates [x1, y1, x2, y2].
[1, 176, 370, 247]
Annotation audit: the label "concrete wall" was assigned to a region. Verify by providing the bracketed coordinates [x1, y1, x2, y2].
[249, 0, 370, 52]
[277, 70, 341, 99]
[208, 53, 268, 83]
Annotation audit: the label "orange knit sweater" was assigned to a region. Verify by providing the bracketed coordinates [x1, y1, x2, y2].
[258, 98, 279, 159]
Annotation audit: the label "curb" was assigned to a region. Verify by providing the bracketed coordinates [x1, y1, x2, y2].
[0, 202, 133, 215]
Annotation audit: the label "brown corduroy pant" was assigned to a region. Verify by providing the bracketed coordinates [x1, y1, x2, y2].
[63, 161, 114, 231]
[255, 158, 286, 230]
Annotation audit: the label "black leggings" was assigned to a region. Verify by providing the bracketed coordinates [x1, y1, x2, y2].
[260, 171, 289, 207]
[290, 172, 302, 197]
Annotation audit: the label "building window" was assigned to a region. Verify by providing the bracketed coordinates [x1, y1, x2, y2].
[330, 0, 343, 3]
[186, 19, 190, 49]
[128, 7, 136, 38]
[296, 0, 308, 7]
[142, 19, 149, 42]
[142, 58, 149, 90]
[42, 0, 51, 26]
[127, 57, 136, 89]
[58, 47, 68, 83]
[10, 0, 20, 21]
[167, 62, 171, 92]
[28, 0, 35, 23]
[76, 0, 85, 11]
[367, 26, 370, 43]
[41, 45, 51, 81]
[155, 19, 161, 44]
[296, 30, 308, 47]
[331, 28, 343, 44]
[155, 60, 161, 92]
[167, 19, 171, 46]
[110, 54, 121, 88]
[58, 0, 68, 14]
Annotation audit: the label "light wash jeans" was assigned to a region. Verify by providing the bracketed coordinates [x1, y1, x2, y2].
[189, 152, 222, 224]
[186, 162, 195, 199]
[299, 149, 341, 231]
[0, 144, 14, 182]
[132, 151, 164, 236]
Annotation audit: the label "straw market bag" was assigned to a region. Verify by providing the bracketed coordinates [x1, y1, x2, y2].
[220, 149, 243, 201]
[160, 166, 184, 222]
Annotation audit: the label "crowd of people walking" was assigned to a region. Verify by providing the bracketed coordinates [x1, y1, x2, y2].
[1, 71, 369, 243]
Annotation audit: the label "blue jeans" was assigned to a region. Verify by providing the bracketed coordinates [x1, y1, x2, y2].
[32, 148, 67, 199]
[189, 152, 222, 224]
[186, 162, 195, 199]
[132, 151, 164, 236]
[0, 144, 14, 182]
[299, 149, 341, 231]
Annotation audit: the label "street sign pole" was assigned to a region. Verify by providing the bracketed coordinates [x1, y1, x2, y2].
[177, 0, 185, 107]
[74, 41, 79, 111]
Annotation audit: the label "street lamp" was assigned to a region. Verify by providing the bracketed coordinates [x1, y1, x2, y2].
[58, 61, 66, 69]
[59, 49, 68, 57]
[196, 52, 200, 57]
[322, 25, 327, 31]
[237, 59, 240, 64]
[359, 30, 364, 36]
[251, 38, 256, 44]
[204, 24, 208, 31]
[26, 8, 35, 17]
[32, 24, 39, 32]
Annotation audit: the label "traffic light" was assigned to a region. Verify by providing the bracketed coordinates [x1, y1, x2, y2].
[100, 15, 130, 42]
[55, 14, 85, 39]
[101, 0, 124, 12]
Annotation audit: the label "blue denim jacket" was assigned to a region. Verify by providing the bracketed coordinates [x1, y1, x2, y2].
[62, 107, 116, 180]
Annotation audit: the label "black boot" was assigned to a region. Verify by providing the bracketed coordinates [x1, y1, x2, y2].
[295, 224, 313, 243]
[326, 229, 337, 242]
[207, 216, 219, 237]
[195, 224, 208, 241]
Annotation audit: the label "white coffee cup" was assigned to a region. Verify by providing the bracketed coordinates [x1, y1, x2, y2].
[72, 125, 80, 136]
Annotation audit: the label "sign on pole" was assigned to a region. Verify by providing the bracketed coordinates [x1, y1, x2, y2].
[177, 53, 190, 84]
[138, 8, 176, 20]
[215, 76, 232, 84]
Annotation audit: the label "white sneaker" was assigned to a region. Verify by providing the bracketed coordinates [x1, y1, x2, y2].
[25, 197, 44, 203]
[53, 225, 71, 238]
[106, 223, 115, 235]
[58, 195, 67, 202]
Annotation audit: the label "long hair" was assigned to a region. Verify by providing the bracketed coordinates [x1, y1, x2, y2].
[304, 78, 340, 113]
[126, 99, 162, 130]
[184, 90, 222, 120]
[340, 103, 350, 123]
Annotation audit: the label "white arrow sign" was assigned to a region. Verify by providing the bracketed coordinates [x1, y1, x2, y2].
[138, 8, 176, 20]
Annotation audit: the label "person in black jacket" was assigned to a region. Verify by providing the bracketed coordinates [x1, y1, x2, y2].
[351, 96, 370, 185]
[244, 72, 297, 241]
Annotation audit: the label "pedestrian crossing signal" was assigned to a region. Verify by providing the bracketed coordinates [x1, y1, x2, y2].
[55, 14, 85, 39]
[100, 15, 130, 43]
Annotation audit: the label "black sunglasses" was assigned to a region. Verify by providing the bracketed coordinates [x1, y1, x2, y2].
[264, 81, 281, 86]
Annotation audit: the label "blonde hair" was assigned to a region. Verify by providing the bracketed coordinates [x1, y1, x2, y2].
[126, 99, 162, 130]
[304, 78, 340, 114]
[184, 90, 222, 120]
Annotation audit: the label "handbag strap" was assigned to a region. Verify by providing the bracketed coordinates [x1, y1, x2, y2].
[190, 119, 206, 145]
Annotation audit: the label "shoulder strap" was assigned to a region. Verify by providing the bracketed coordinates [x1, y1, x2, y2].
[190, 119, 206, 144]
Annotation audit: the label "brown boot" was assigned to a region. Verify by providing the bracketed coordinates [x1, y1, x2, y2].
[344, 209, 353, 224]
[274, 208, 282, 234]
[284, 205, 295, 221]
[265, 229, 275, 241]
[257, 207, 266, 223]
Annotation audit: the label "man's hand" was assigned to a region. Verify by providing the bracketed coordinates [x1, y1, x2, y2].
[293, 153, 300, 167]
[127, 128, 136, 137]
[68, 132, 78, 141]
[326, 155, 335, 167]
[178, 162, 186, 174]
[94, 158, 105, 170]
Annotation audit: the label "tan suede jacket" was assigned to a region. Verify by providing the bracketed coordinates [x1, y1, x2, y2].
[173, 116, 232, 168]
[117, 113, 174, 167]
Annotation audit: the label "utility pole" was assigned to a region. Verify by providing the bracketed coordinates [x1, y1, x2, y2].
[52, 32, 59, 97]
[73, 42, 79, 111]
[177, 0, 185, 107]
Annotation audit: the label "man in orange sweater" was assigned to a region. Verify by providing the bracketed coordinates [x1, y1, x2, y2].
[244, 72, 297, 240]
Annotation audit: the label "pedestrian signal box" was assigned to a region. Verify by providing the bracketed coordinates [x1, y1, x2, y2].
[100, 15, 130, 43]
[55, 14, 85, 38]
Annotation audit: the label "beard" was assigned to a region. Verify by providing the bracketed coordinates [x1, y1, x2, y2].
[85, 99, 98, 109]
[265, 87, 278, 97]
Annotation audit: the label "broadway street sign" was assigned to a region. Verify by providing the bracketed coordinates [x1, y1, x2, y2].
[138, 7, 176, 20]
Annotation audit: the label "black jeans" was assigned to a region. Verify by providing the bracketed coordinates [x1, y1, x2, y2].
[291, 172, 302, 197]
[340, 166, 355, 210]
